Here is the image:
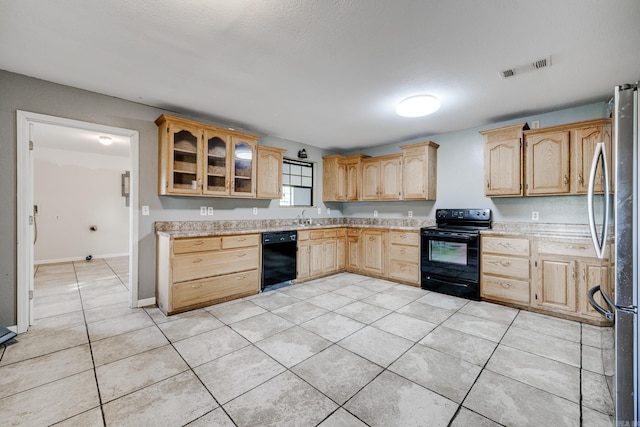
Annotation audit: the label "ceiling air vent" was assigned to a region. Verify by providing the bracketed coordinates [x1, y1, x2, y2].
[499, 56, 552, 80]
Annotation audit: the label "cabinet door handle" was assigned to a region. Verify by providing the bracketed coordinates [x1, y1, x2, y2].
[486, 180, 490, 189]
[192, 258, 202, 263]
[564, 175, 568, 186]
[190, 284, 203, 289]
[578, 173, 583, 186]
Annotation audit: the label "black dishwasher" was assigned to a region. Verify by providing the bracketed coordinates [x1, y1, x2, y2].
[261, 230, 297, 292]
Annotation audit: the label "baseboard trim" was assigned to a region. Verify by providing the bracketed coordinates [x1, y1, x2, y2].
[36, 252, 129, 265]
[6, 325, 18, 333]
[137, 297, 156, 308]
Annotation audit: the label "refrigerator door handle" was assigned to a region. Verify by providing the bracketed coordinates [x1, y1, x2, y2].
[587, 142, 610, 259]
[587, 285, 614, 320]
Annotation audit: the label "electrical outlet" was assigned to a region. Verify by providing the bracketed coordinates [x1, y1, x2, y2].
[373, 210, 378, 217]
[207, 207, 214, 215]
[532, 211, 539, 221]
[253, 207, 258, 215]
[141, 206, 149, 216]
[317, 207, 322, 215]
[408, 210, 413, 218]
[531, 120, 540, 129]
[200, 206, 207, 216]
[327, 208, 331, 215]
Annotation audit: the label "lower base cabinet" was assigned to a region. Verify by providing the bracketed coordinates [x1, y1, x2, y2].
[297, 228, 346, 280]
[156, 233, 260, 315]
[480, 234, 612, 325]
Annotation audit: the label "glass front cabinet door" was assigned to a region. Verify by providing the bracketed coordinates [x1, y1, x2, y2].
[231, 137, 257, 197]
[203, 129, 231, 196]
[164, 122, 202, 195]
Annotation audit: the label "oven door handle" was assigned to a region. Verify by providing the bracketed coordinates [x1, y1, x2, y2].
[422, 232, 477, 241]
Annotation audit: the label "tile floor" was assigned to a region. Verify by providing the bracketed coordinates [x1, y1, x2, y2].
[0, 257, 615, 426]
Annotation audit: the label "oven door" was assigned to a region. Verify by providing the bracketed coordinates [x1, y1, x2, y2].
[421, 230, 480, 300]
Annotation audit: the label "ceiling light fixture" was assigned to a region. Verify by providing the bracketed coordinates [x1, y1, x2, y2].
[98, 136, 113, 146]
[396, 95, 440, 117]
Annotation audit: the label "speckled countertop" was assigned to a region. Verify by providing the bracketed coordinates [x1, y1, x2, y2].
[155, 218, 435, 238]
[155, 218, 606, 239]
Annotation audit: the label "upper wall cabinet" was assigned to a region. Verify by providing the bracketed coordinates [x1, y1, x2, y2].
[401, 141, 439, 200]
[524, 118, 612, 196]
[156, 114, 283, 199]
[256, 145, 286, 199]
[322, 142, 438, 202]
[481, 118, 612, 198]
[323, 154, 369, 202]
[480, 123, 528, 197]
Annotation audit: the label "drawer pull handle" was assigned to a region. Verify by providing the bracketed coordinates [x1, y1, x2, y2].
[500, 282, 512, 289]
[238, 238, 246, 241]
[237, 253, 246, 257]
[191, 284, 203, 289]
[192, 259, 203, 263]
[400, 249, 407, 254]
[499, 261, 511, 267]
[192, 241, 205, 246]
[237, 275, 247, 280]
[568, 245, 586, 250]
[499, 243, 512, 247]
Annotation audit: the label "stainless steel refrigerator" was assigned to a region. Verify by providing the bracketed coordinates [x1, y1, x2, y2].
[588, 83, 638, 423]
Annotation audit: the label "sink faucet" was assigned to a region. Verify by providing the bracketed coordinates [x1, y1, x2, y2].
[298, 209, 310, 226]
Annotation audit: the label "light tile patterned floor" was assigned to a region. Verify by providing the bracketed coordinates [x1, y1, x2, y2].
[0, 258, 615, 426]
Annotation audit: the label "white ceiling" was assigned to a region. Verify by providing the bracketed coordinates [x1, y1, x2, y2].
[32, 123, 130, 158]
[2, 1, 640, 151]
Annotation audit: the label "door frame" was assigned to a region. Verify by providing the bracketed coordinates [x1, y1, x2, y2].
[16, 111, 140, 333]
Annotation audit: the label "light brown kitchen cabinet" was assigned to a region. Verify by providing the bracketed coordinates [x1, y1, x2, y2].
[361, 155, 402, 200]
[345, 155, 368, 201]
[157, 114, 284, 199]
[388, 230, 420, 285]
[296, 228, 347, 280]
[361, 229, 387, 276]
[400, 141, 439, 200]
[571, 120, 613, 194]
[347, 229, 361, 272]
[322, 155, 348, 202]
[156, 233, 260, 315]
[480, 235, 531, 305]
[532, 239, 611, 325]
[480, 123, 528, 197]
[525, 130, 571, 195]
[256, 145, 286, 199]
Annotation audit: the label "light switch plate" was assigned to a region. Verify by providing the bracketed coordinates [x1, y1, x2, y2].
[373, 210, 378, 217]
[253, 207, 258, 215]
[141, 206, 149, 216]
[408, 210, 413, 218]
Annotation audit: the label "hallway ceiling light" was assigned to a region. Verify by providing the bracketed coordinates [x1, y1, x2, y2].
[396, 95, 440, 117]
[98, 135, 113, 145]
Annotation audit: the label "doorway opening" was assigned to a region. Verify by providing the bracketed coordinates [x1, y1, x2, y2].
[16, 111, 140, 333]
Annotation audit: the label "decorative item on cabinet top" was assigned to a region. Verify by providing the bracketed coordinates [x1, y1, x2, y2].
[156, 114, 285, 199]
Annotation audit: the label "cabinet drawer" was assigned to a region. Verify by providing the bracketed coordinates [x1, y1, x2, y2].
[389, 231, 419, 246]
[481, 275, 530, 304]
[537, 240, 605, 258]
[310, 230, 325, 240]
[323, 229, 337, 238]
[482, 255, 529, 279]
[173, 237, 221, 254]
[389, 243, 419, 261]
[298, 230, 310, 241]
[389, 260, 419, 283]
[173, 269, 259, 310]
[222, 234, 259, 249]
[482, 236, 529, 256]
[173, 247, 259, 282]
[348, 229, 360, 237]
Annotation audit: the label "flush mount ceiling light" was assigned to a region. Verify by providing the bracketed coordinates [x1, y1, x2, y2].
[396, 95, 440, 117]
[98, 136, 113, 146]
